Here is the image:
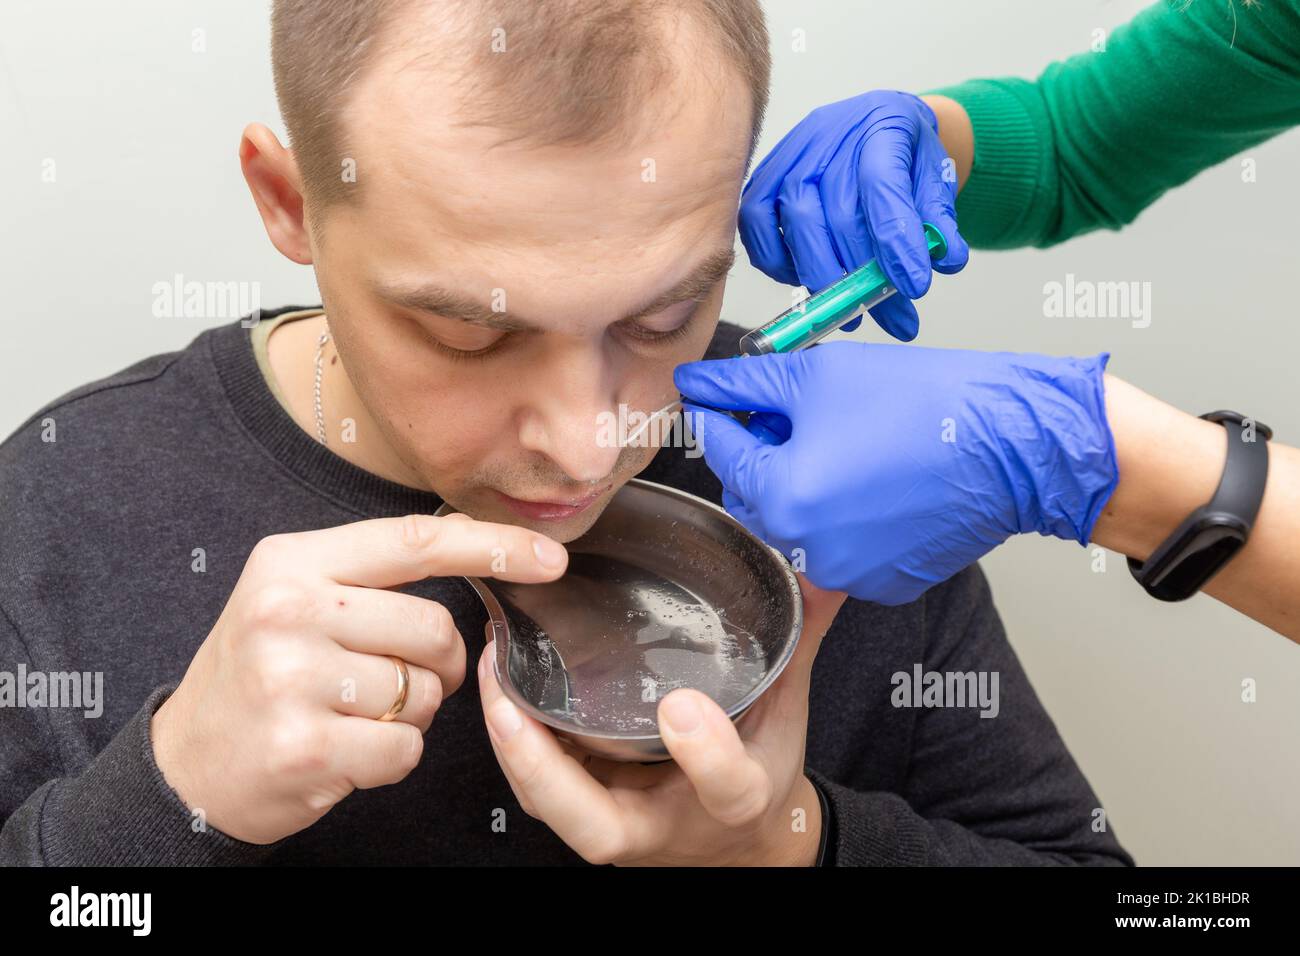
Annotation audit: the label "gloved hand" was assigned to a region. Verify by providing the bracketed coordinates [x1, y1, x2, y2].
[740, 90, 969, 342]
[675, 343, 1118, 605]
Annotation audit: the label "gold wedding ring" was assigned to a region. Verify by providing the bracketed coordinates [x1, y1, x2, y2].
[378, 655, 410, 722]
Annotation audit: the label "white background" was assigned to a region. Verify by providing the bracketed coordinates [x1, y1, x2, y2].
[1, 0, 1296, 864]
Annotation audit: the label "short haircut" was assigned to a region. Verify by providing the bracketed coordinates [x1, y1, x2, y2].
[271, 0, 772, 212]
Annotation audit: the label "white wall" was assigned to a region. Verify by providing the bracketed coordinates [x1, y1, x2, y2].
[1, 0, 1296, 864]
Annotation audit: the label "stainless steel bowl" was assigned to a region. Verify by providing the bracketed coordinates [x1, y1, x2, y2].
[441, 479, 803, 761]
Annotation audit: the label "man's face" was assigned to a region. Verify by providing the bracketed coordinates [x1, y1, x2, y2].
[305, 28, 752, 542]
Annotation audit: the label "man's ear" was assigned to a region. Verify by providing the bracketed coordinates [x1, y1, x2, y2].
[239, 123, 313, 265]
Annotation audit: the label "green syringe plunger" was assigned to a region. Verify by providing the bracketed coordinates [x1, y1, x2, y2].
[738, 222, 948, 356]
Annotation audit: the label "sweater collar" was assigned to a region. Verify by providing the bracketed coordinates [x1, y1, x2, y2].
[207, 308, 448, 518]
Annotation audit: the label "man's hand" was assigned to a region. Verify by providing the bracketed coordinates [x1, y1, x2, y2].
[478, 575, 847, 866]
[151, 514, 569, 845]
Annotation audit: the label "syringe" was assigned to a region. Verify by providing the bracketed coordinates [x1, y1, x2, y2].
[737, 222, 948, 356]
[626, 224, 950, 446]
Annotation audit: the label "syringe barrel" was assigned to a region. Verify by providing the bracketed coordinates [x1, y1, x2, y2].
[737, 222, 948, 356]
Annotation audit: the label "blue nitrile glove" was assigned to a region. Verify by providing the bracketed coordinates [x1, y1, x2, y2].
[675, 343, 1118, 605]
[740, 90, 970, 342]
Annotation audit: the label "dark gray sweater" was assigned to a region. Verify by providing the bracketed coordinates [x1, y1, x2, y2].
[0, 308, 1132, 866]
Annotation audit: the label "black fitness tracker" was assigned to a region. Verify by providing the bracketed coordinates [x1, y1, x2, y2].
[1127, 410, 1271, 602]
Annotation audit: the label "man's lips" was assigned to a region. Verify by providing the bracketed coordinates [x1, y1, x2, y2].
[494, 487, 610, 521]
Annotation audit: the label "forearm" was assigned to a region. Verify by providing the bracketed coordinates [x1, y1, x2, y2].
[920, 94, 973, 191]
[1, 684, 272, 865]
[926, 0, 1300, 249]
[1091, 375, 1300, 640]
[808, 771, 1127, 866]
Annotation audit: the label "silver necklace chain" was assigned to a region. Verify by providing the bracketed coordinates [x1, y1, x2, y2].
[313, 323, 330, 446]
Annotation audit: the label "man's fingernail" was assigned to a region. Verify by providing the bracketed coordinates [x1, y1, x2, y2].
[533, 538, 567, 570]
[487, 698, 522, 740]
[662, 694, 703, 736]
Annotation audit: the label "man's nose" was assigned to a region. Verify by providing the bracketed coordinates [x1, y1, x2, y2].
[517, 345, 625, 484]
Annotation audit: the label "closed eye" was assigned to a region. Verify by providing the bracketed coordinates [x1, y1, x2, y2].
[425, 334, 509, 363]
[404, 308, 511, 363]
[617, 320, 695, 344]
[614, 300, 704, 345]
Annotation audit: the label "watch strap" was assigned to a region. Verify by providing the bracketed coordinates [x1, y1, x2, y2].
[1202, 411, 1271, 527]
[1127, 411, 1270, 601]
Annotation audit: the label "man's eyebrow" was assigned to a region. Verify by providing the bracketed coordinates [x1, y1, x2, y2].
[373, 247, 736, 331]
[621, 247, 736, 323]
[372, 282, 532, 332]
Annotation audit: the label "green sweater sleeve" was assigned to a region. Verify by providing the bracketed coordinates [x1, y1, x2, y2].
[931, 0, 1300, 249]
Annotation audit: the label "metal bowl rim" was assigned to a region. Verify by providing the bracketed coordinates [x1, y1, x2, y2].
[455, 478, 804, 741]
